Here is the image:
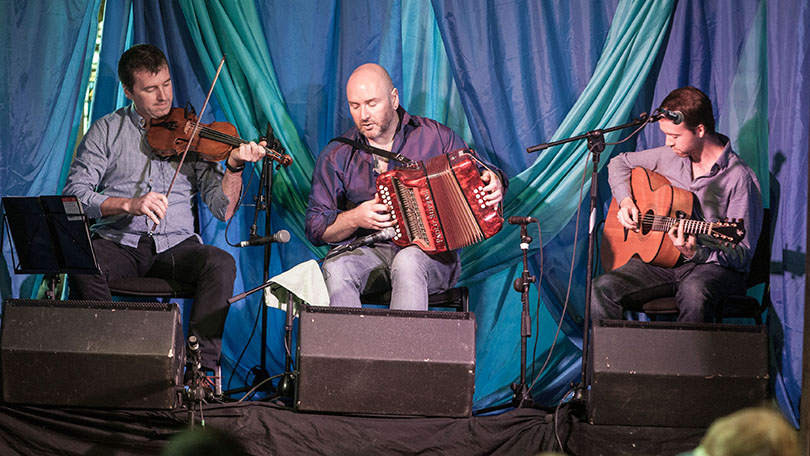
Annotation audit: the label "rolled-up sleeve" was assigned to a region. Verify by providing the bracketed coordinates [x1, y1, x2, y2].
[195, 159, 229, 221]
[306, 148, 343, 246]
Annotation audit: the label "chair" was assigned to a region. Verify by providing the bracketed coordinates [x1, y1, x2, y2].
[107, 276, 196, 301]
[360, 286, 470, 312]
[641, 209, 771, 324]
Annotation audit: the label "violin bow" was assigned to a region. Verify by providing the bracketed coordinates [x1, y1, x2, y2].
[148, 55, 226, 236]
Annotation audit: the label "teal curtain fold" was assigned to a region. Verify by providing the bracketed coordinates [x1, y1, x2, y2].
[460, 0, 676, 281]
[400, 0, 473, 143]
[178, 0, 321, 257]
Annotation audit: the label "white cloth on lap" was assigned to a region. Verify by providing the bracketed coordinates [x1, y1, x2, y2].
[263, 259, 328, 313]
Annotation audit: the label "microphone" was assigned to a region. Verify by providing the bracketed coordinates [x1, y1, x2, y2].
[508, 216, 537, 225]
[237, 229, 291, 247]
[337, 227, 396, 253]
[654, 107, 684, 125]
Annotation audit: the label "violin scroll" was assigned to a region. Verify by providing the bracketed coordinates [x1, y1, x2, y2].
[260, 122, 293, 167]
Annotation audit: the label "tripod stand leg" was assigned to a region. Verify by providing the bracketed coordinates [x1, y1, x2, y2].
[273, 293, 297, 400]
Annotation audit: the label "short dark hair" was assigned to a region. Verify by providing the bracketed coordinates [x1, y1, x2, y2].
[659, 86, 715, 134]
[117, 44, 168, 92]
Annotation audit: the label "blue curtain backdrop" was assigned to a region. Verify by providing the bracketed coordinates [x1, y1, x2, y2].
[0, 0, 807, 425]
[0, 0, 101, 299]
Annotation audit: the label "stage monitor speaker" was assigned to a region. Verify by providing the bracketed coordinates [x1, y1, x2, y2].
[295, 305, 475, 417]
[587, 319, 769, 427]
[1, 299, 184, 409]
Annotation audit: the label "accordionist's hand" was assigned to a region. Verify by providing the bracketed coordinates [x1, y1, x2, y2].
[353, 194, 396, 231]
[480, 170, 503, 207]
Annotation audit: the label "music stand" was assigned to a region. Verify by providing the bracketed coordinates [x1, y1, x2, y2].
[2, 195, 100, 298]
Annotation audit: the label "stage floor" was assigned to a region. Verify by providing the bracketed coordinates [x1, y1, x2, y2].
[0, 400, 704, 455]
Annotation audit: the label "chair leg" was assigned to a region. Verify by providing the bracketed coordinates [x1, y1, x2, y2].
[461, 288, 469, 313]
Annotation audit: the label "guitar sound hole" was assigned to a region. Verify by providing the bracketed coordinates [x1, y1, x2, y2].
[640, 210, 654, 235]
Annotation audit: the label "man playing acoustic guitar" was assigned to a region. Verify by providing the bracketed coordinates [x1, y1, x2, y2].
[591, 87, 763, 323]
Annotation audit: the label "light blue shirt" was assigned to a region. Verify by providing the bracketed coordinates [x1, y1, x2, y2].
[64, 105, 230, 253]
[607, 140, 763, 273]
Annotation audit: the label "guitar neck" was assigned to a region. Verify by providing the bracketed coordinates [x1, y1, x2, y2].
[644, 214, 714, 236]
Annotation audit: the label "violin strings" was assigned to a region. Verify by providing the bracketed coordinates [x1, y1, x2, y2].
[196, 124, 242, 146]
[194, 122, 287, 162]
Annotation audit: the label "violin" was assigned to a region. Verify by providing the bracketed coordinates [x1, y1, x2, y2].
[146, 106, 292, 166]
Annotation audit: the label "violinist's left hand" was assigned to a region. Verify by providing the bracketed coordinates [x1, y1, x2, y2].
[227, 140, 267, 170]
[481, 170, 503, 206]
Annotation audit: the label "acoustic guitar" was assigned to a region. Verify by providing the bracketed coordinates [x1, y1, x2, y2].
[600, 167, 745, 272]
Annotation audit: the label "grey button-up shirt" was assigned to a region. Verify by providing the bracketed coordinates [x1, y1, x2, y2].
[607, 140, 763, 273]
[64, 105, 230, 253]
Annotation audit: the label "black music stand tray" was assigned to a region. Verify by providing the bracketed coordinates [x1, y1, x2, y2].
[2, 195, 100, 299]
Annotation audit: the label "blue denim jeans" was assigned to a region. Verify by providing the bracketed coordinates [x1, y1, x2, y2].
[322, 242, 460, 310]
[590, 257, 747, 322]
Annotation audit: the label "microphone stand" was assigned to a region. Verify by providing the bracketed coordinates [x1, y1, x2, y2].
[224, 125, 284, 397]
[183, 336, 206, 429]
[525, 113, 651, 402]
[511, 223, 536, 407]
[475, 221, 536, 415]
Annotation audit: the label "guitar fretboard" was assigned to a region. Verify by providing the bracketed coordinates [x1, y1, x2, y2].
[642, 214, 713, 235]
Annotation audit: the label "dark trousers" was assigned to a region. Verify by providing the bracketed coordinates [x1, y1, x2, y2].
[590, 258, 747, 323]
[68, 236, 236, 369]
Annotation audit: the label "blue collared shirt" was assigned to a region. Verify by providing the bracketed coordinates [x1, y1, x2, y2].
[607, 140, 763, 273]
[64, 105, 230, 253]
[306, 107, 507, 247]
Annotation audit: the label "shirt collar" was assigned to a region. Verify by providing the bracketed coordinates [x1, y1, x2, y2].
[126, 104, 148, 130]
[398, 106, 419, 129]
[713, 138, 734, 169]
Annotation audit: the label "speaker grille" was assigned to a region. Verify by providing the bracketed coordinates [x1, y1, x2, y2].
[1, 299, 184, 409]
[296, 305, 475, 417]
[587, 319, 769, 427]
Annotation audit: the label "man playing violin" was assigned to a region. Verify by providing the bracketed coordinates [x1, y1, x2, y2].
[64, 44, 265, 372]
[306, 63, 507, 310]
[590, 87, 763, 323]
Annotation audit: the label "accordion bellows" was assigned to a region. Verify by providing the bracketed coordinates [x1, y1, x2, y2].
[376, 149, 503, 253]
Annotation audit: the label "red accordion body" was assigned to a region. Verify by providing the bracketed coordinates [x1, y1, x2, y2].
[376, 149, 503, 253]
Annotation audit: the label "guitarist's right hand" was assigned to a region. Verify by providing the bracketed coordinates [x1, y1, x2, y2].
[618, 197, 640, 231]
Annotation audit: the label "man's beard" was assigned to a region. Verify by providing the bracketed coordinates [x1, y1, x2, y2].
[362, 109, 396, 142]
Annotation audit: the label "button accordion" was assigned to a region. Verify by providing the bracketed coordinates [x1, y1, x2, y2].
[376, 149, 503, 253]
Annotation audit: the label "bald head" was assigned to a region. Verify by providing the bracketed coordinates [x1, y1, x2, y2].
[348, 63, 394, 93]
[346, 63, 399, 145]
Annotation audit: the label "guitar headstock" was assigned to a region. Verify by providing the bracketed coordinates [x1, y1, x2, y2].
[709, 218, 746, 245]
